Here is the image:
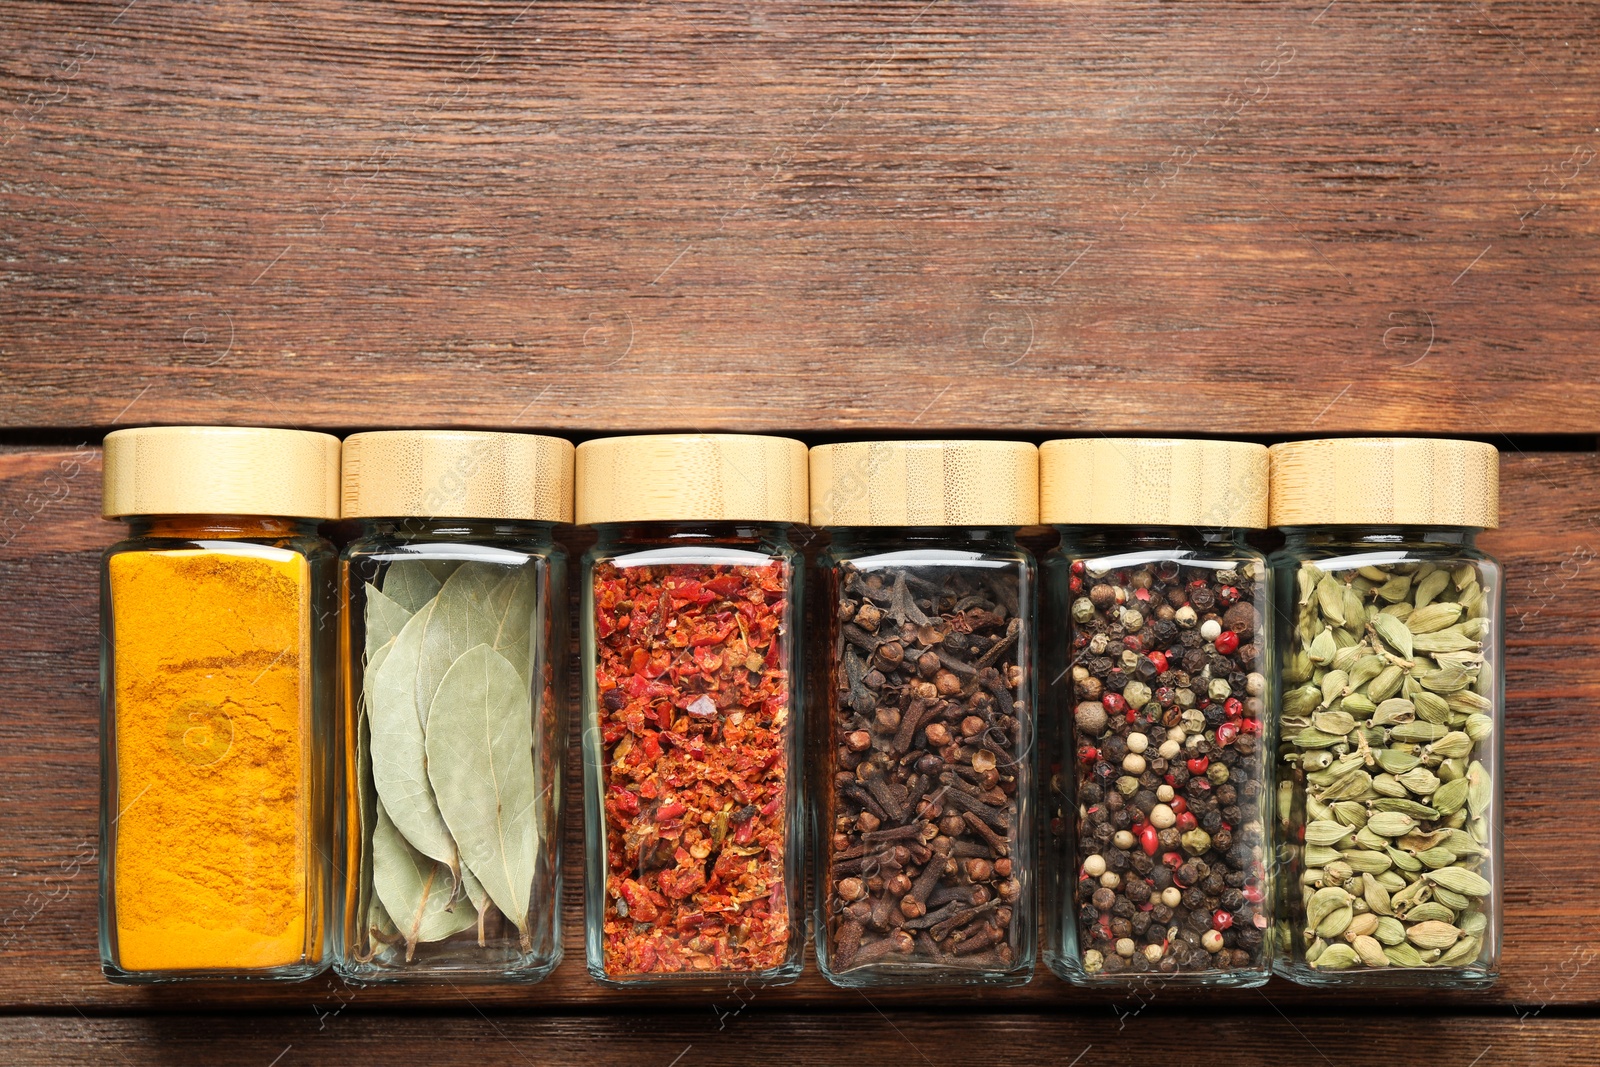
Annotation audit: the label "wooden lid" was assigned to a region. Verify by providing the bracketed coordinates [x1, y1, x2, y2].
[1270, 437, 1499, 528]
[102, 426, 341, 519]
[576, 433, 808, 525]
[809, 440, 1038, 526]
[1039, 438, 1269, 528]
[342, 431, 574, 522]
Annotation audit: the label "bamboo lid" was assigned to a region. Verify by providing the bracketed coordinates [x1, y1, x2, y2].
[576, 434, 808, 525]
[102, 426, 341, 520]
[1270, 438, 1499, 528]
[341, 431, 574, 522]
[809, 440, 1038, 527]
[1040, 438, 1269, 528]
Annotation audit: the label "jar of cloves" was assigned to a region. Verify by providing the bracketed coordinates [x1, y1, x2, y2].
[1040, 438, 1273, 987]
[577, 433, 808, 987]
[809, 440, 1039, 988]
[1269, 438, 1501, 988]
[334, 431, 573, 984]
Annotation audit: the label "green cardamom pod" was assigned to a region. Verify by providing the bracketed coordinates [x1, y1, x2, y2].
[1415, 846, 1457, 869]
[1367, 811, 1417, 837]
[1340, 693, 1378, 718]
[1284, 684, 1323, 717]
[1370, 798, 1439, 819]
[1362, 873, 1393, 916]
[1309, 628, 1338, 665]
[1447, 689, 1493, 714]
[1316, 575, 1347, 625]
[1351, 934, 1390, 968]
[1405, 901, 1458, 925]
[1412, 629, 1477, 654]
[1330, 644, 1365, 672]
[1405, 919, 1463, 950]
[1320, 669, 1350, 706]
[1331, 801, 1370, 827]
[1390, 720, 1448, 743]
[1357, 565, 1391, 582]
[1412, 691, 1451, 721]
[1312, 943, 1359, 970]
[1339, 848, 1393, 875]
[1425, 866, 1491, 897]
[1317, 905, 1355, 939]
[1384, 942, 1426, 967]
[1365, 664, 1405, 702]
[1375, 747, 1421, 775]
[1437, 934, 1483, 968]
[1347, 655, 1387, 691]
[1374, 914, 1407, 945]
[1431, 777, 1470, 815]
[1431, 886, 1473, 912]
[1305, 820, 1356, 848]
[1459, 910, 1488, 937]
[1412, 570, 1450, 609]
[1406, 602, 1464, 634]
[1371, 698, 1416, 727]
[1429, 731, 1474, 759]
[1386, 846, 1424, 872]
[1303, 845, 1343, 867]
[1372, 774, 1407, 799]
[1375, 574, 1412, 602]
[1370, 613, 1415, 659]
[1450, 563, 1477, 588]
[1463, 715, 1493, 743]
[1466, 761, 1490, 819]
[1397, 767, 1441, 795]
[1305, 885, 1352, 931]
[1312, 709, 1357, 736]
[1418, 665, 1472, 694]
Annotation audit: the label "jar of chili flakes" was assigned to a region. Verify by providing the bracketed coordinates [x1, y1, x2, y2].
[1039, 438, 1275, 987]
[577, 433, 808, 987]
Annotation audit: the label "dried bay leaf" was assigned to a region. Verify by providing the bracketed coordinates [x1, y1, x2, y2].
[382, 562, 443, 614]
[372, 802, 476, 960]
[416, 564, 505, 721]
[426, 643, 538, 947]
[370, 605, 461, 879]
[365, 582, 413, 654]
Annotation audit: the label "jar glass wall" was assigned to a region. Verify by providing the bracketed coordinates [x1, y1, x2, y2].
[1271, 528, 1502, 987]
[336, 519, 567, 983]
[581, 521, 805, 987]
[815, 528, 1036, 987]
[101, 516, 337, 982]
[1043, 527, 1273, 986]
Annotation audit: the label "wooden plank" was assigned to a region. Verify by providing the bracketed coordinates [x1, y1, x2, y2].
[0, 446, 1595, 1010]
[3, 1, 1599, 432]
[2, 1013, 1597, 1066]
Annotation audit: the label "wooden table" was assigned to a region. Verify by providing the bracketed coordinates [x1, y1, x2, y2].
[3, 1, 1598, 1062]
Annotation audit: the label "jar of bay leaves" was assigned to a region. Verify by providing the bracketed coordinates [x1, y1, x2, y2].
[335, 430, 573, 983]
[809, 440, 1039, 988]
[1270, 438, 1501, 988]
[577, 434, 808, 987]
[1040, 438, 1275, 988]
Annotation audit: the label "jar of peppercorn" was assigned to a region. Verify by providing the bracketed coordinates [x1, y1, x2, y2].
[576, 433, 809, 987]
[1040, 438, 1274, 986]
[809, 440, 1039, 987]
[1269, 438, 1501, 987]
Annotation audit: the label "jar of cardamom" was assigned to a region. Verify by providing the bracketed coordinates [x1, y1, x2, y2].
[1040, 438, 1274, 987]
[809, 440, 1039, 988]
[335, 431, 573, 984]
[100, 426, 340, 982]
[577, 434, 808, 988]
[1270, 438, 1501, 988]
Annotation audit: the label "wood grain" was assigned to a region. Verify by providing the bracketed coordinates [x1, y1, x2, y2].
[3, 1, 1599, 433]
[0, 446, 1595, 1012]
[5, 1013, 1599, 1066]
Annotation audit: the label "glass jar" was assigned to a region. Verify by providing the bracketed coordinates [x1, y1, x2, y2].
[577, 434, 809, 987]
[99, 426, 340, 982]
[808, 441, 1038, 987]
[1269, 438, 1502, 987]
[333, 431, 574, 984]
[1039, 439, 1274, 987]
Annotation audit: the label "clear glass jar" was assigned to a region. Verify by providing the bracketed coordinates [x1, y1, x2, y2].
[581, 521, 804, 986]
[332, 429, 573, 984]
[576, 432, 810, 988]
[99, 427, 340, 982]
[1268, 439, 1501, 988]
[815, 527, 1036, 987]
[1043, 528, 1273, 986]
[1037, 438, 1273, 988]
[336, 520, 567, 983]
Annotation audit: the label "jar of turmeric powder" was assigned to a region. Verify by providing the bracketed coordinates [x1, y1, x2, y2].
[335, 430, 574, 983]
[100, 426, 341, 982]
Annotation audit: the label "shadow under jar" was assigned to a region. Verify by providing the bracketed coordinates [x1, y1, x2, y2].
[809, 440, 1039, 987]
[334, 431, 573, 984]
[577, 434, 808, 988]
[1269, 438, 1502, 988]
[99, 427, 340, 983]
[1040, 439, 1274, 987]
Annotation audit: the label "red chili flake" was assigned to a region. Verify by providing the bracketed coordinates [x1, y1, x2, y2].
[594, 559, 792, 977]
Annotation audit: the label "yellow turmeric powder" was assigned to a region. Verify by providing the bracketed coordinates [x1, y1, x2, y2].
[108, 545, 315, 972]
